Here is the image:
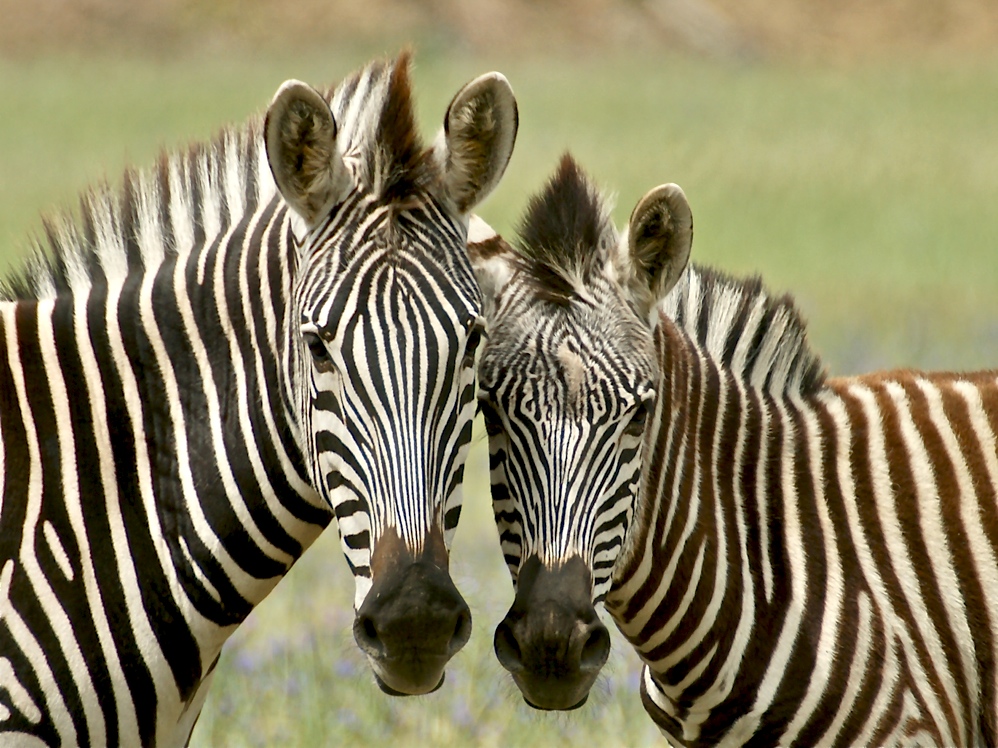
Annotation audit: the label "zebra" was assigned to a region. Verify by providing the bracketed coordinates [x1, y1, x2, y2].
[0, 52, 517, 747]
[471, 154, 998, 746]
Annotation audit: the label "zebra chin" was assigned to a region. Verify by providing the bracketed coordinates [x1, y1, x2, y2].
[352, 525, 472, 696]
[493, 555, 610, 711]
[370, 666, 446, 697]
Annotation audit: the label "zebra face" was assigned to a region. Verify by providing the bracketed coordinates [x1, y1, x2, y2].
[294, 204, 484, 568]
[478, 303, 653, 712]
[470, 155, 692, 710]
[265, 56, 516, 695]
[477, 300, 656, 601]
[297, 225, 483, 694]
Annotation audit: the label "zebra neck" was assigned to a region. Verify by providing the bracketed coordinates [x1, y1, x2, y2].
[149, 204, 329, 614]
[607, 317, 830, 738]
[79, 198, 326, 657]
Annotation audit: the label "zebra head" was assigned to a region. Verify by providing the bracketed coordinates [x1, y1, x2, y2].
[264, 54, 517, 696]
[471, 155, 691, 710]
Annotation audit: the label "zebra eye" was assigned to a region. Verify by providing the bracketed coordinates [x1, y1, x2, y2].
[479, 398, 503, 437]
[623, 401, 649, 438]
[463, 325, 485, 368]
[303, 331, 334, 371]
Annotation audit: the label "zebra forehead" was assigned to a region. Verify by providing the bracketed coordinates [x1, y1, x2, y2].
[484, 322, 652, 408]
[557, 341, 586, 400]
[307, 280, 478, 337]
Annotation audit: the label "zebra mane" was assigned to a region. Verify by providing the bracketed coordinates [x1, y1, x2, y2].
[659, 263, 826, 396]
[513, 154, 616, 306]
[507, 156, 824, 396]
[332, 50, 436, 206]
[1, 52, 434, 302]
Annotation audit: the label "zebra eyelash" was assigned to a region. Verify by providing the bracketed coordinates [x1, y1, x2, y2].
[463, 320, 486, 369]
[300, 326, 336, 372]
[622, 400, 649, 438]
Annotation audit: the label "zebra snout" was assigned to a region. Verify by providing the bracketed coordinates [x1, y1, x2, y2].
[353, 549, 472, 696]
[493, 555, 609, 710]
[493, 616, 526, 674]
[495, 614, 609, 671]
[354, 586, 472, 660]
[579, 618, 612, 671]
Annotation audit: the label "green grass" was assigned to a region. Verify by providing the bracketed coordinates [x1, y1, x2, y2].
[2, 47, 998, 745]
[4, 49, 998, 374]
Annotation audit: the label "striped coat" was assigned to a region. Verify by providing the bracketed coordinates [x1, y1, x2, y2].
[0, 53, 517, 747]
[473, 155, 998, 746]
[611, 265, 998, 746]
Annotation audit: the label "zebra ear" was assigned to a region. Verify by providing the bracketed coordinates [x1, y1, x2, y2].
[625, 183, 693, 305]
[264, 80, 352, 227]
[467, 215, 517, 312]
[436, 72, 518, 214]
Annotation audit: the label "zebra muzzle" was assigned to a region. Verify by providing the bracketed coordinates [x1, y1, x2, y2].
[354, 526, 472, 695]
[493, 554, 610, 711]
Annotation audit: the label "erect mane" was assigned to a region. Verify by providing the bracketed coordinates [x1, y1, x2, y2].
[0, 120, 271, 302]
[514, 154, 616, 305]
[660, 263, 826, 396]
[1, 52, 436, 302]
[329, 50, 437, 206]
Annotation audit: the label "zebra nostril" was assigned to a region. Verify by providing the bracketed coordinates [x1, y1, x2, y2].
[449, 608, 473, 655]
[355, 614, 383, 656]
[494, 620, 524, 673]
[579, 622, 611, 672]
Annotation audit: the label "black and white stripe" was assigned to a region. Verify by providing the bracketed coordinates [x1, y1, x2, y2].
[0, 53, 516, 746]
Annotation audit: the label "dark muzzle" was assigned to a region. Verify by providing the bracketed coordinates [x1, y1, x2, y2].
[493, 555, 610, 710]
[354, 527, 471, 695]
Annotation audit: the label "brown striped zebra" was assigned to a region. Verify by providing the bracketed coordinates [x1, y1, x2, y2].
[470, 154, 998, 746]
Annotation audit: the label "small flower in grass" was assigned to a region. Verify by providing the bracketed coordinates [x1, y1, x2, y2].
[336, 708, 359, 727]
[451, 696, 474, 728]
[626, 666, 641, 692]
[334, 655, 358, 678]
[266, 635, 288, 658]
[218, 695, 235, 716]
[233, 648, 260, 674]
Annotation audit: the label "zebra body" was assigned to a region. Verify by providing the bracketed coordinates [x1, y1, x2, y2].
[0, 128, 317, 748]
[472, 156, 998, 746]
[612, 269, 998, 746]
[0, 53, 517, 746]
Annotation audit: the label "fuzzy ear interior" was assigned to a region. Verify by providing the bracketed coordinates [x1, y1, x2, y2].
[264, 80, 352, 227]
[435, 72, 518, 215]
[625, 183, 693, 309]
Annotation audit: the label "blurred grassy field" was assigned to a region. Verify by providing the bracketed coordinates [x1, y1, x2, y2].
[2, 46, 998, 746]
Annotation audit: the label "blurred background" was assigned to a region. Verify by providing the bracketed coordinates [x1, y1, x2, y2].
[2, 2, 998, 745]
